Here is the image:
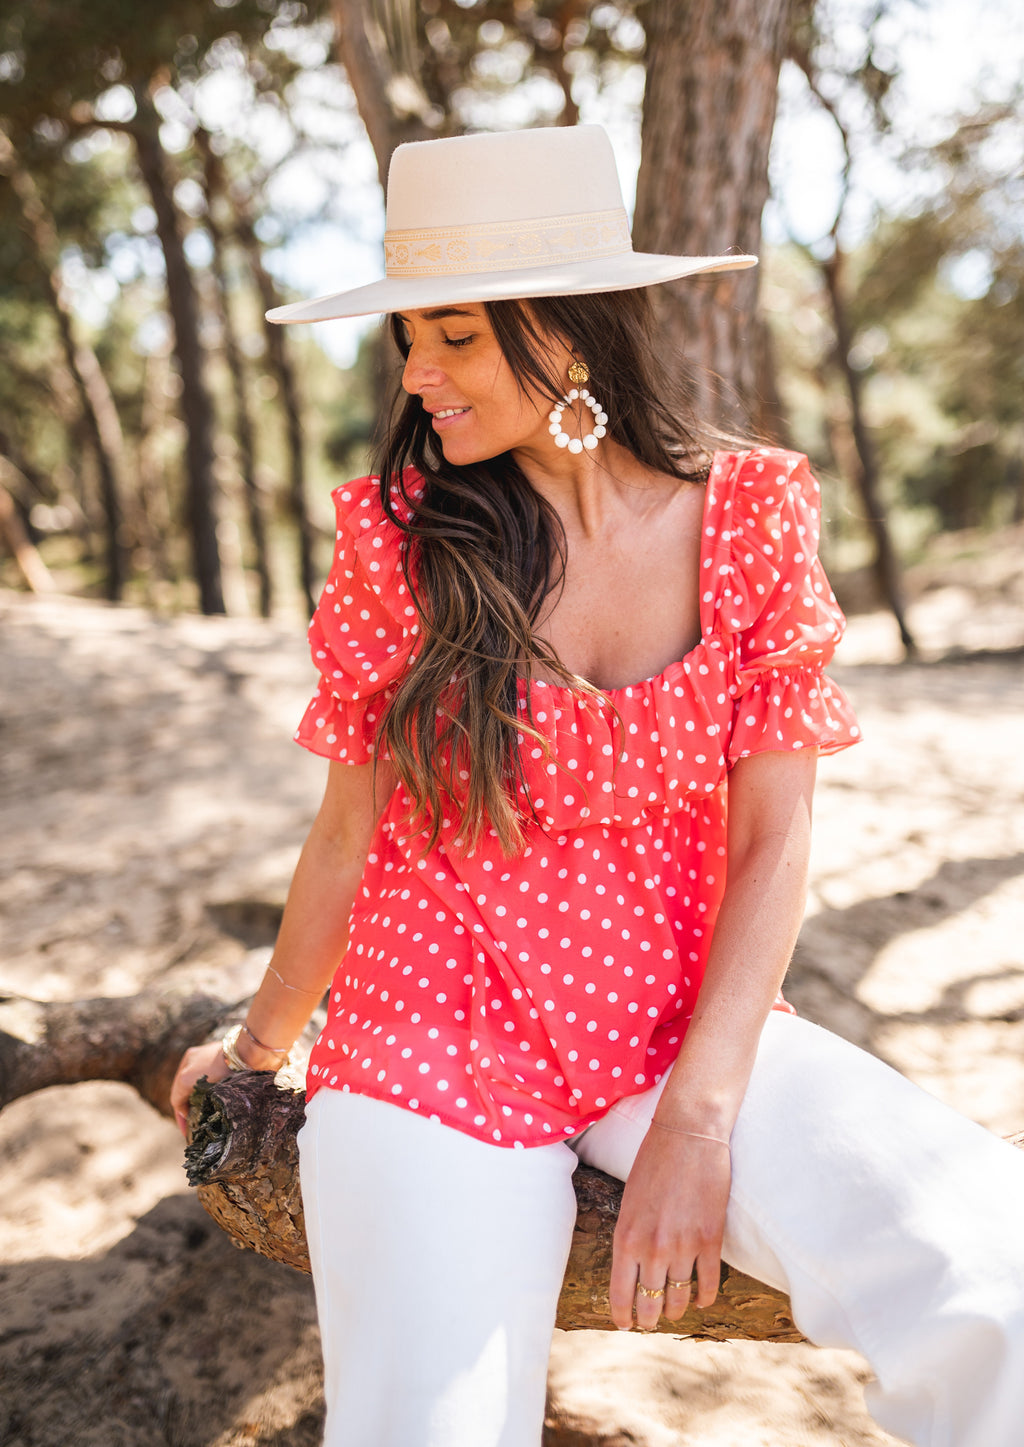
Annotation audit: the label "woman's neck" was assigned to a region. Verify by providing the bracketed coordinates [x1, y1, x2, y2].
[511, 437, 680, 540]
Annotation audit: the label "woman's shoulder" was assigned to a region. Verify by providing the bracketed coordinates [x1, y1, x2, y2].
[317, 472, 424, 638]
[708, 447, 816, 503]
[330, 468, 427, 538]
[698, 447, 829, 636]
[706, 447, 822, 550]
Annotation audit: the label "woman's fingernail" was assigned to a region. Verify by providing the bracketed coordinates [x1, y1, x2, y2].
[617, 1325, 632, 1332]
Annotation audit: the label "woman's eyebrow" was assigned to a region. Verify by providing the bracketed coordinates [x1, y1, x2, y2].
[394, 307, 480, 323]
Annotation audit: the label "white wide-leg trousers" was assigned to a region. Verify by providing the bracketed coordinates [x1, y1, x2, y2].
[297, 1011, 1024, 1447]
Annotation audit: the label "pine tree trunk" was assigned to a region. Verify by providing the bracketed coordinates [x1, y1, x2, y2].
[135, 348, 177, 592]
[821, 249, 917, 656]
[132, 92, 225, 616]
[184, 1073, 805, 1342]
[233, 209, 316, 616]
[633, 0, 791, 433]
[197, 131, 273, 618]
[0, 987, 799, 1339]
[0, 988, 235, 1117]
[0, 463, 55, 593]
[279, 336, 316, 618]
[4, 986, 1023, 1342]
[332, 0, 435, 188]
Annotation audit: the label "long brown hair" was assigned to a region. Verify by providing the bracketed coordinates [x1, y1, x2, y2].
[374, 289, 713, 855]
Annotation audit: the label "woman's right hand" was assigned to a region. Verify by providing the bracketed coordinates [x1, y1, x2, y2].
[609, 1121, 732, 1331]
[170, 1039, 231, 1136]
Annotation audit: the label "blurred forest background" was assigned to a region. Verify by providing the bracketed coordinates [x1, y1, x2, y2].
[1, 0, 1020, 646]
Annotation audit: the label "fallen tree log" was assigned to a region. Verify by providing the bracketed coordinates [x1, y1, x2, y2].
[1, 987, 799, 1338]
[6, 988, 1022, 1342]
[183, 1071, 805, 1342]
[0, 986, 239, 1114]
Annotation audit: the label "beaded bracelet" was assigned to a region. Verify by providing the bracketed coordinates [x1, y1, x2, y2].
[221, 1022, 289, 1074]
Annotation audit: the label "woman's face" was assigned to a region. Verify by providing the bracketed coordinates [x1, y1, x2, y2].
[396, 305, 563, 467]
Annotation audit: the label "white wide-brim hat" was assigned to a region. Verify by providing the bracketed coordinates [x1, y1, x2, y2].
[266, 125, 756, 325]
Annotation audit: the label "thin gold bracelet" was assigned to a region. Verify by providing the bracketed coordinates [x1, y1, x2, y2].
[241, 1020, 289, 1058]
[222, 1022, 287, 1073]
[649, 1120, 730, 1148]
[266, 963, 322, 997]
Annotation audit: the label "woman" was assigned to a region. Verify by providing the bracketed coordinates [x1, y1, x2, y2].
[171, 126, 1024, 1447]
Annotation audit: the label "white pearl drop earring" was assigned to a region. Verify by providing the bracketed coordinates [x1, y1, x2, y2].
[547, 359, 608, 454]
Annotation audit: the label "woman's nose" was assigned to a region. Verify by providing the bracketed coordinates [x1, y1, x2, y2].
[401, 341, 445, 395]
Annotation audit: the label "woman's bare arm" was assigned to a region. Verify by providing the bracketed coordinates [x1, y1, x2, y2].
[609, 748, 817, 1329]
[169, 758, 396, 1132]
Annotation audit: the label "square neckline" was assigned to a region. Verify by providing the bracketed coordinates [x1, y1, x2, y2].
[520, 460, 718, 700]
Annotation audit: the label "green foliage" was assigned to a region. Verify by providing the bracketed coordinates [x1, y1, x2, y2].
[854, 104, 1023, 531]
[771, 180, 1024, 548]
[0, 0, 285, 126]
[0, 0, 649, 607]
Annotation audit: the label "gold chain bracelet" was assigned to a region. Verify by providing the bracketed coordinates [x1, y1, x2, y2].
[221, 1022, 290, 1074]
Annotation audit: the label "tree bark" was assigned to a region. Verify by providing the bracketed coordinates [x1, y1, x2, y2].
[0, 987, 237, 1117]
[0, 463, 55, 593]
[534, 0, 584, 125]
[821, 249, 917, 656]
[196, 130, 273, 618]
[132, 90, 225, 616]
[232, 203, 315, 616]
[783, 45, 918, 658]
[135, 347, 177, 592]
[0, 986, 796, 1340]
[332, 0, 436, 189]
[184, 1072, 804, 1341]
[633, 0, 791, 434]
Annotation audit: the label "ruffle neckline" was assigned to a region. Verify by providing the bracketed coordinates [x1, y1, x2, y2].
[344, 448, 827, 694]
[305, 450, 860, 827]
[510, 641, 733, 830]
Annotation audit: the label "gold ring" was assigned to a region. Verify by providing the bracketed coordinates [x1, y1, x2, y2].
[666, 1277, 692, 1291]
[635, 1282, 666, 1299]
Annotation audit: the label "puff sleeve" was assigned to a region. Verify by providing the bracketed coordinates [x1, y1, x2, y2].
[702, 449, 861, 765]
[294, 476, 419, 764]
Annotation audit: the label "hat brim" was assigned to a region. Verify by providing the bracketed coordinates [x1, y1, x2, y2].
[265, 251, 757, 325]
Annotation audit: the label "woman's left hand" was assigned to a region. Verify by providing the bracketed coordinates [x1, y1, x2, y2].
[170, 1039, 232, 1135]
[608, 1123, 732, 1331]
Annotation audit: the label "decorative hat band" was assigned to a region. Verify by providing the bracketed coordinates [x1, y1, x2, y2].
[383, 207, 632, 278]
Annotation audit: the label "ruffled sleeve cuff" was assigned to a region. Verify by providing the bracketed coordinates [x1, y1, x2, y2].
[293, 660, 400, 765]
[701, 448, 862, 765]
[727, 666, 861, 764]
[293, 476, 418, 765]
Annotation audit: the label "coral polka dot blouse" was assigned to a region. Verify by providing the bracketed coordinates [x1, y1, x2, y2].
[295, 448, 860, 1148]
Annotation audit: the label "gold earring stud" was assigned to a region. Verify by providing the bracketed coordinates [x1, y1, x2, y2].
[567, 359, 590, 386]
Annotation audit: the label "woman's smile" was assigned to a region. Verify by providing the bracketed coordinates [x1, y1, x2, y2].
[430, 405, 472, 428]
[396, 304, 561, 464]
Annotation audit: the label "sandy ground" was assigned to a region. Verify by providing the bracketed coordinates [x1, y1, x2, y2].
[1, 541, 1023, 1447]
